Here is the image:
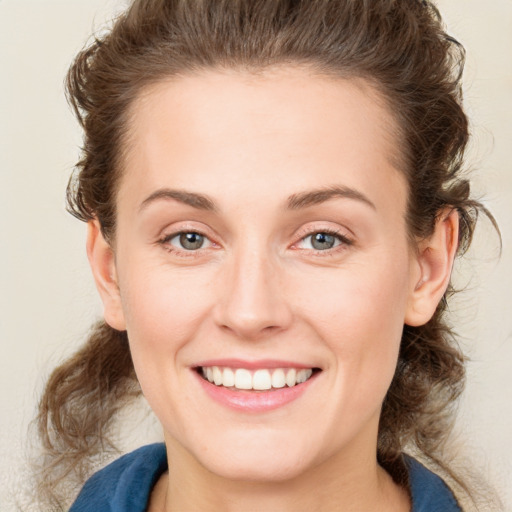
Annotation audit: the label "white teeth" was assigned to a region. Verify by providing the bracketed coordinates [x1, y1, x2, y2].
[271, 368, 286, 388]
[213, 366, 223, 385]
[296, 369, 313, 384]
[253, 369, 272, 390]
[222, 367, 235, 387]
[285, 368, 296, 387]
[234, 369, 253, 390]
[200, 366, 315, 390]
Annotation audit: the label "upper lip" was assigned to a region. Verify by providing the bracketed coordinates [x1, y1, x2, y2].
[194, 358, 320, 370]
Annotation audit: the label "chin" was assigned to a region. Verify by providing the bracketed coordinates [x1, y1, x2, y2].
[204, 454, 312, 483]
[187, 431, 321, 483]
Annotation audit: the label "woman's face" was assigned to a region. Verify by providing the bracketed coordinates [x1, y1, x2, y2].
[103, 68, 424, 481]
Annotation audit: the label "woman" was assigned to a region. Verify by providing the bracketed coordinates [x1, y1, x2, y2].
[37, 0, 498, 510]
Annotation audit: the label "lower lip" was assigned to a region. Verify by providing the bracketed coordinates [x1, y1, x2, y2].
[194, 371, 319, 413]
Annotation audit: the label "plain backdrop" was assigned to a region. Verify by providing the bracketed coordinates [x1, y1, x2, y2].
[1, 0, 511, 510]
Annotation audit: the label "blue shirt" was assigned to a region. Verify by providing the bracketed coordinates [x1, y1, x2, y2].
[69, 443, 461, 511]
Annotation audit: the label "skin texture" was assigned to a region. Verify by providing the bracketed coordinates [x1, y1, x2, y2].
[87, 67, 458, 511]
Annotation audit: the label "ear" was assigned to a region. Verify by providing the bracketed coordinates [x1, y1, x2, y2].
[405, 208, 459, 327]
[86, 220, 126, 331]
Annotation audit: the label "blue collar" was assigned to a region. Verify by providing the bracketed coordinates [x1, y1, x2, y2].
[70, 444, 461, 511]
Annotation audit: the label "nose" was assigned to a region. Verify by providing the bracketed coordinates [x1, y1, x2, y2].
[213, 247, 293, 340]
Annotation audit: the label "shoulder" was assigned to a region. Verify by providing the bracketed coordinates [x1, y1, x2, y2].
[405, 455, 461, 512]
[69, 443, 168, 512]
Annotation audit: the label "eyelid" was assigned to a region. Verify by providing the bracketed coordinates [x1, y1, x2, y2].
[165, 231, 213, 249]
[290, 224, 354, 253]
[157, 220, 218, 242]
[155, 222, 353, 257]
[156, 222, 220, 256]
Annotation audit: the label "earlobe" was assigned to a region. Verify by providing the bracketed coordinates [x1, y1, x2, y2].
[86, 220, 126, 331]
[405, 209, 459, 327]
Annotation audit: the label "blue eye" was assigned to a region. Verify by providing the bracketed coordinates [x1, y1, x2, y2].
[168, 232, 208, 250]
[298, 231, 349, 251]
[309, 233, 338, 250]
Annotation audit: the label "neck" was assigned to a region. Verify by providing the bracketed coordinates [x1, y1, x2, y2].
[150, 439, 410, 512]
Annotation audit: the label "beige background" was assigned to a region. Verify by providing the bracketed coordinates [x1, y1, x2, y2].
[1, 0, 510, 510]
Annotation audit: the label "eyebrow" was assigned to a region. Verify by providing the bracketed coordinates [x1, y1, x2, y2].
[139, 184, 376, 213]
[286, 185, 376, 211]
[139, 189, 218, 212]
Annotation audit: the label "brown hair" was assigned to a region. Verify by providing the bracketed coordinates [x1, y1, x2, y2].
[37, 0, 498, 508]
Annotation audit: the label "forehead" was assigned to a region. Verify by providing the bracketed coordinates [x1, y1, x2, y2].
[118, 67, 407, 216]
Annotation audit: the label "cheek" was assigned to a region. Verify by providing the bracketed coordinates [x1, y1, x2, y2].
[115, 262, 217, 425]
[119, 261, 215, 344]
[292, 254, 410, 390]
[320, 283, 404, 377]
[115, 261, 220, 417]
[293, 254, 410, 335]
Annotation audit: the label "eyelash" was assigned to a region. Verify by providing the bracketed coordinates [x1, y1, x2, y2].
[292, 227, 353, 256]
[157, 227, 353, 257]
[158, 230, 214, 258]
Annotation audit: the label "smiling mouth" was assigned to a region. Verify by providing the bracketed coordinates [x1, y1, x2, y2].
[197, 366, 321, 391]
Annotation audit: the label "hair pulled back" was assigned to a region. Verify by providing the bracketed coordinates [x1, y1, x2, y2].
[38, 0, 492, 507]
